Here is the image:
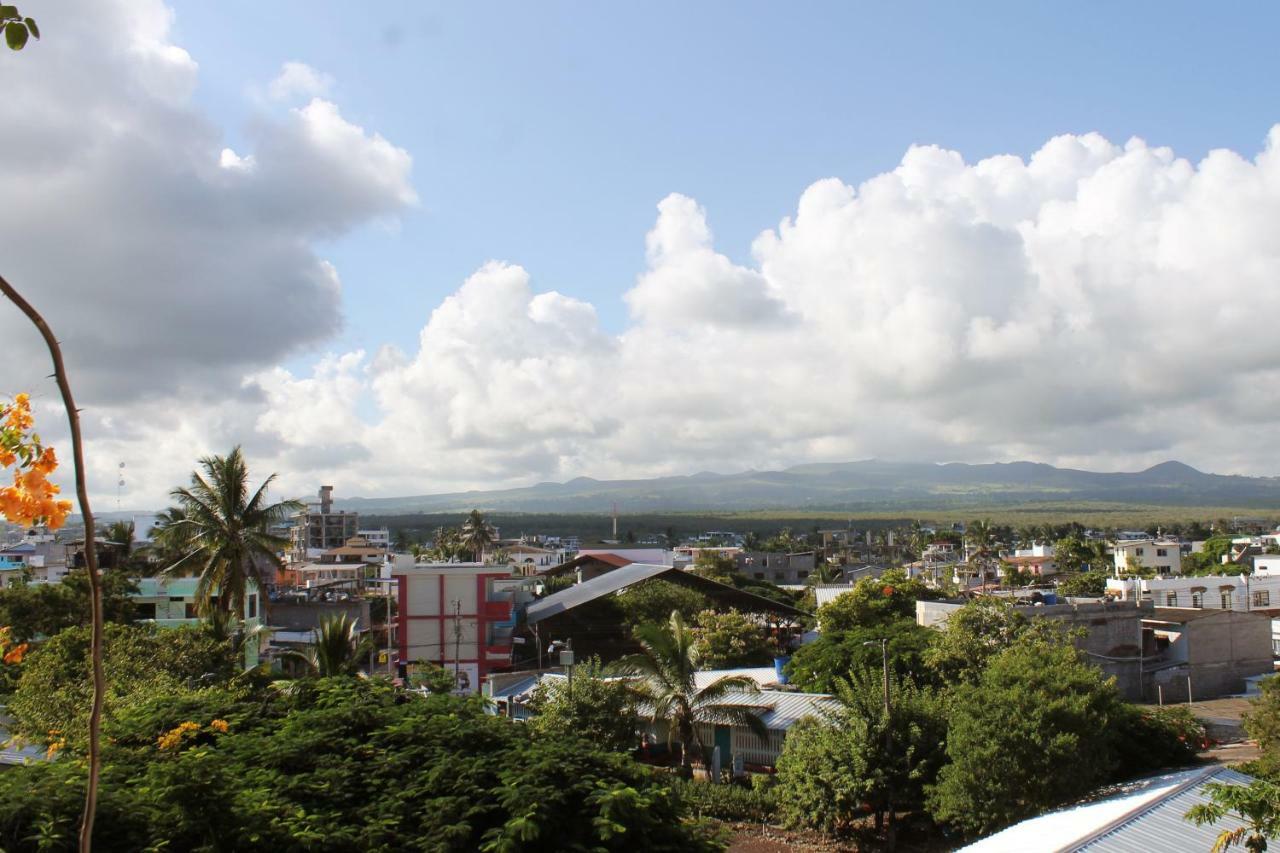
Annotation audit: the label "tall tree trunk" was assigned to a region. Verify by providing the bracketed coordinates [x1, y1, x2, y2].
[0, 274, 103, 852]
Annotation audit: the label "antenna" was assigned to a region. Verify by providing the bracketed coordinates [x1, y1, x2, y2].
[612, 502, 618, 540]
[116, 461, 126, 512]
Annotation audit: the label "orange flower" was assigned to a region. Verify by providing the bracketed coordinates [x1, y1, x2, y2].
[2, 642, 28, 665]
[209, 719, 229, 733]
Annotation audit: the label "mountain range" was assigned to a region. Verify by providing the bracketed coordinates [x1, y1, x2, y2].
[331, 460, 1280, 515]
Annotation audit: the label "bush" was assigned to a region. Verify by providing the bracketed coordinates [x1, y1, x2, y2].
[1112, 705, 1206, 775]
[0, 678, 723, 852]
[670, 777, 779, 823]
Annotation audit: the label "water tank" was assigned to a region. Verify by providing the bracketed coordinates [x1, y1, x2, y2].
[774, 656, 791, 685]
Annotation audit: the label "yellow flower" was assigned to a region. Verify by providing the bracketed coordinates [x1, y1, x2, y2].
[156, 721, 202, 750]
[209, 719, 229, 733]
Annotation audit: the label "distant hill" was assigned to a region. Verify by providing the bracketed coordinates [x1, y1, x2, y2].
[332, 459, 1280, 515]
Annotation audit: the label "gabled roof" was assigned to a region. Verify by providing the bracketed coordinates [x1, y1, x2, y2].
[962, 766, 1260, 852]
[525, 562, 805, 624]
[539, 552, 635, 577]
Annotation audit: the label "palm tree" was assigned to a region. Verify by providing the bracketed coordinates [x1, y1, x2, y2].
[202, 608, 270, 671]
[809, 562, 842, 585]
[965, 519, 997, 588]
[285, 613, 373, 677]
[461, 509, 495, 562]
[167, 447, 302, 616]
[613, 610, 769, 775]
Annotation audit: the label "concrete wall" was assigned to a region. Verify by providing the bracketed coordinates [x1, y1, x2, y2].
[271, 600, 370, 633]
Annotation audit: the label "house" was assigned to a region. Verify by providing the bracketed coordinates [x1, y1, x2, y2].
[961, 766, 1264, 852]
[281, 535, 385, 589]
[485, 668, 837, 770]
[131, 577, 265, 667]
[1107, 573, 1280, 612]
[0, 528, 67, 586]
[578, 547, 672, 566]
[1142, 608, 1273, 701]
[1112, 539, 1182, 576]
[288, 485, 360, 561]
[497, 542, 567, 575]
[540, 552, 635, 583]
[391, 562, 538, 694]
[734, 551, 817, 584]
[1002, 554, 1058, 578]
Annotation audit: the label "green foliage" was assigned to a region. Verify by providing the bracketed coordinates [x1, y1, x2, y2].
[926, 630, 1124, 837]
[923, 598, 1028, 686]
[669, 777, 778, 823]
[285, 613, 373, 677]
[167, 447, 302, 616]
[815, 569, 934, 632]
[691, 609, 772, 669]
[1, 5, 37, 51]
[1185, 779, 1280, 853]
[1111, 705, 1205, 775]
[1058, 570, 1109, 597]
[776, 671, 947, 835]
[526, 657, 638, 753]
[0, 569, 136, 645]
[0, 678, 721, 852]
[1243, 675, 1280, 779]
[411, 661, 459, 694]
[612, 611, 767, 773]
[690, 550, 737, 582]
[1053, 534, 1110, 575]
[615, 580, 711, 629]
[7, 623, 237, 750]
[785, 617, 933, 694]
[461, 508, 496, 561]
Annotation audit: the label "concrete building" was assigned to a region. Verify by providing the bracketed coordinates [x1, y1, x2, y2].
[1107, 573, 1280, 612]
[1001, 554, 1058, 578]
[0, 528, 67, 586]
[1112, 539, 1182, 576]
[1143, 608, 1273, 701]
[499, 542, 567, 575]
[735, 551, 817, 584]
[357, 528, 391, 550]
[131, 577, 265, 666]
[289, 485, 360, 561]
[392, 562, 538, 694]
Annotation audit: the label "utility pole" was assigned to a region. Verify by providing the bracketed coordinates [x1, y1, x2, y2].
[452, 599, 462, 684]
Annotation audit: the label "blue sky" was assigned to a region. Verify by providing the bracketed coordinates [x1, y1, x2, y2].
[8, 0, 1280, 506]
[169, 1, 1280, 353]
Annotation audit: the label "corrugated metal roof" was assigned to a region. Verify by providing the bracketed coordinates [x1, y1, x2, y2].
[961, 767, 1262, 853]
[814, 584, 855, 608]
[693, 667, 779, 690]
[526, 563, 674, 623]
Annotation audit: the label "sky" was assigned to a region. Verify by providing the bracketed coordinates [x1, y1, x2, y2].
[3, 0, 1280, 510]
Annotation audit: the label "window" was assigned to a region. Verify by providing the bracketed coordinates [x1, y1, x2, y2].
[1136, 548, 1145, 556]
[1191, 591, 1204, 608]
[1222, 591, 1233, 610]
[754, 572, 765, 580]
[1165, 592, 1178, 607]
[1157, 548, 1168, 557]
[797, 571, 809, 580]
[1254, 591, 1271, 608]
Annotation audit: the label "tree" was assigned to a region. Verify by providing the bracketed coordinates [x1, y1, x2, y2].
[927, 629, 1124, 836]
[7, 623, 237, 751]
[924, 597, 1029, 686]
[613, 611, 768, 774]
[0, 678, 721, 852]
[526, 657, 638, 753]
[815, 569, 933, 631]
[785, 617, 934, 694]
[1186, 779, 1280, 853]
[1243, 675, 1280, 778]
[690, 550, 737, 582]
[168, 447, 302, 616]
[614, 580, 711, 629]
[775, 672, 947, 837]
[461, 509, 496, 562]
[0, 569, 135, 644]
[285, 614, 373, 677]
[691, 609, 773, 668]
[965, 519, 998, 587]
[1058, 570, 1109, 597]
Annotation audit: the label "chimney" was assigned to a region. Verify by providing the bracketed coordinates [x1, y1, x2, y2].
[319, 485, 333, 514]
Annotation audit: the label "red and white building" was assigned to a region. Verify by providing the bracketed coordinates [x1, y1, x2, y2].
[392, 562, 536, 694]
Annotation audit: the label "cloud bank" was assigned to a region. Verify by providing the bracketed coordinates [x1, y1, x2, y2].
[3, 0, 1280, 509]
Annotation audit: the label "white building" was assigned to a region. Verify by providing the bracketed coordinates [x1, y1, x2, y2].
[1107, 573, 1280, 611]
[358, 528, 391, 550]
[1112, 539, 1182, 576]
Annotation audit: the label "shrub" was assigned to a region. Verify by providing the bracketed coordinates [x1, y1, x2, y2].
[670, 776, 779, 823]
[1111, 705, 1206, 775]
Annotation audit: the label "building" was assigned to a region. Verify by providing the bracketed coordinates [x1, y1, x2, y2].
[734, 551, 817, 585]
[1112, 539, 1182, 576]
[499, 542, 567, 575]
[1143, 608, 1273, 701]
[962, 766, 1263, 852]
[289, 485, 360, 561]
[357, 528, 391, 550]
[281, 535, 386, 589]
[1107, 573, 1280, 612]
[1001, 554, 1058, 578]
[0, 528, 68, 586]
[486, 668, 837, 770]
[392, 562, 538, 694]
[130, 577, 265, 667]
